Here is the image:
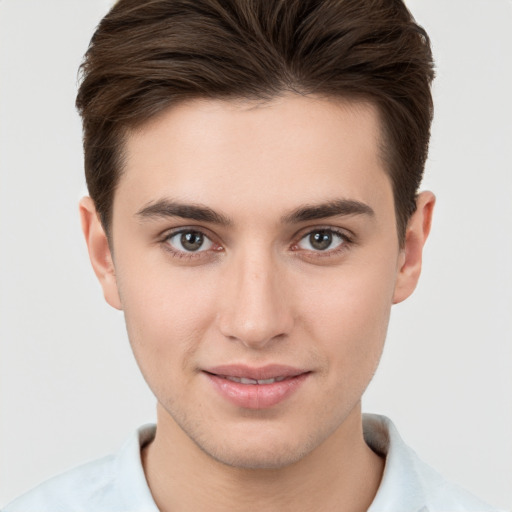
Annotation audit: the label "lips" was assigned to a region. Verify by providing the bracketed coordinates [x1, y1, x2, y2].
[221, 375, 288, 385]
[203, 364, 310, 409]
[205, 364, 307, 381]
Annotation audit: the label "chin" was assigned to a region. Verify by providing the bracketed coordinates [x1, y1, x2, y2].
[187, 422, 322, 470]
[201, 439, 311, 470]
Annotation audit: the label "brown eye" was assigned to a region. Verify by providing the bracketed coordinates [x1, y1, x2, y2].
[297, 229, 346, 252]
[181, 231, 204, 251]
[166, 230, 213, 252]
[310, 231, 333, 250]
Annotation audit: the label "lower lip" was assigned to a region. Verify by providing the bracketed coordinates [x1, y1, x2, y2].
[205, 373, 309, 409]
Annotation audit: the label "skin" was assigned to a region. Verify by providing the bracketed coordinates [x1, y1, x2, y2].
[80, 94, 434, 512]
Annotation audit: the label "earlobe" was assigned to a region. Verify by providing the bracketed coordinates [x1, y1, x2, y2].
[392, 191, 436, 304]
[79, 197, 122, 310]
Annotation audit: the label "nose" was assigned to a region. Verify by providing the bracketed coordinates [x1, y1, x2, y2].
[217, 250, 294, 349]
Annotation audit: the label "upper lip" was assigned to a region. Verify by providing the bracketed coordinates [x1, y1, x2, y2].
[204, 364, 308, 380]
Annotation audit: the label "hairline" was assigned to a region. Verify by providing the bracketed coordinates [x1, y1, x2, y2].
[101, 91, 408, 248]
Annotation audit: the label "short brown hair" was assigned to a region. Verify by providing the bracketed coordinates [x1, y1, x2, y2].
[76, 0, 434, 244]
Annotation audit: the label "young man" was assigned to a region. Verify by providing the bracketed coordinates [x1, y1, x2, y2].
[3, 1, 502, 511]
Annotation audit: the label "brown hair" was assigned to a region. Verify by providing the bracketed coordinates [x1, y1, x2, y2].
[76, 0, 434, 244]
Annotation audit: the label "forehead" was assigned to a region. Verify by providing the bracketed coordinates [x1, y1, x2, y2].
[116, 94, 392, 222]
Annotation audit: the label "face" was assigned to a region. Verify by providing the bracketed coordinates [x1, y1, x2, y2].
[82, 94, 430, 469]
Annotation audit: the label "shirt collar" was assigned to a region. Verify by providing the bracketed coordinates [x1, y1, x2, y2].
[117, 415, 479, 512]
[113, 424, 159, 511]
[364, 413, 447, 512]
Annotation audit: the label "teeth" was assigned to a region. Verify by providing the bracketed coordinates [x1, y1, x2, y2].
[257, 378, 276, 384]
[240, 377, 258, 384]
[223, 375, 288, 385]
[224, 376, 257, 384]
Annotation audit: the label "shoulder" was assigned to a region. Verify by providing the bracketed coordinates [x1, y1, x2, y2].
[404, 455, 501, 512]
[364, 414, 503, 512]
[2, 454, 118, 512]
[2, 425, 158, 512]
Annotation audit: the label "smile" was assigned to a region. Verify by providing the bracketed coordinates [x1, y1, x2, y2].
[203, 365, 310, 409]
[221, 375, 289, 385]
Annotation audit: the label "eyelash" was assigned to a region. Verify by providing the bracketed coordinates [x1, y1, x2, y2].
[160, 227, 354, 261]
[291, 228, 353, 259]
[161, 228, 221, 261]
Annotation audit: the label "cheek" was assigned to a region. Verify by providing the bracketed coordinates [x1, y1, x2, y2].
[116, 257, 219, 374]
[300, 258, 397, 374]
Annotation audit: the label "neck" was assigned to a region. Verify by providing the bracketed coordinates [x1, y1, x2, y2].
[142, 403, 384, 512]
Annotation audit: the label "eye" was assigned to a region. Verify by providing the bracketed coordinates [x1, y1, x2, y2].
[296, 229, 347, 252]
[165, 230, 214, 253]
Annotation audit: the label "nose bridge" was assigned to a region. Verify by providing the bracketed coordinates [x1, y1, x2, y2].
[218, 244, 292, 348]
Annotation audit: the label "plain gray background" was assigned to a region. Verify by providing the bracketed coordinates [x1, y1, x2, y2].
[1, 0, 511, 509]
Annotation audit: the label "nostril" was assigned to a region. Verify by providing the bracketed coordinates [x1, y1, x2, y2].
[216, 264, 293, 347]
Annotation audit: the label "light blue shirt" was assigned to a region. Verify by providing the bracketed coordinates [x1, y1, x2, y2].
[2, 414, 501, 512]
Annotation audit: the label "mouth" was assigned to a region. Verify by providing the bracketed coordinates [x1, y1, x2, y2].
[203, 365, 310, 409]
[216, 375, 289, 385]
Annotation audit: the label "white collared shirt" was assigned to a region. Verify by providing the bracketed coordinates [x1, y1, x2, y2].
[2, 414, 501, 512]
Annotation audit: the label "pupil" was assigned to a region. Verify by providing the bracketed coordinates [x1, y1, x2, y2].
[310, 231, 332, 250]
[181, 231, 203, 251]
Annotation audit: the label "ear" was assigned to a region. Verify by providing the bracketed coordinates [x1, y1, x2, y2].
[393, 191, 436, 304]
[79, 197, 122, 310]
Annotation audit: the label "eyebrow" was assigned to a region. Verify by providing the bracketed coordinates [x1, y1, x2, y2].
[281, 199, 375, 224]
[136, 198, 374, 225]
[136, 199, 233, 226]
